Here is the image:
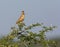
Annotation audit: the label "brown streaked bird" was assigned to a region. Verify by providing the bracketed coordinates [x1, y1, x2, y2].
[16, 11, 25, 24]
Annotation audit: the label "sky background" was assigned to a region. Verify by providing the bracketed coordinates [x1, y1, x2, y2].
[0, 0, 60, 39]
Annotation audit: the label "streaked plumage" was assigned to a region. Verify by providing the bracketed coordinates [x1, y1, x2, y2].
[16, 11, 25, 24]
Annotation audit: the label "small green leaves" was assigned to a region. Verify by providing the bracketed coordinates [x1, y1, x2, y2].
[42, 25, 57, 32]
[25, 23, 43, 30]
[0, 22, 57, 47]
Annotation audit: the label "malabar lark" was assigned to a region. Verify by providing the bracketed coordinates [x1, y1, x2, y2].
[16, 11, 25, 24]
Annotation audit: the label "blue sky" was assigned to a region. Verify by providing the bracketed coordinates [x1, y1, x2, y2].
[0, 0, 60, 39]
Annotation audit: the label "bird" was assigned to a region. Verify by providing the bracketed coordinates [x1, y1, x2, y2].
[16, 11, 25, 24]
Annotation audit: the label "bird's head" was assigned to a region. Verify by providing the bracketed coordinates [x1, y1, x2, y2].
[22, 11, 24, 15]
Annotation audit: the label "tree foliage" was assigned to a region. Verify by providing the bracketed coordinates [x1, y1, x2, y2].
[0, 14, 57, 47]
